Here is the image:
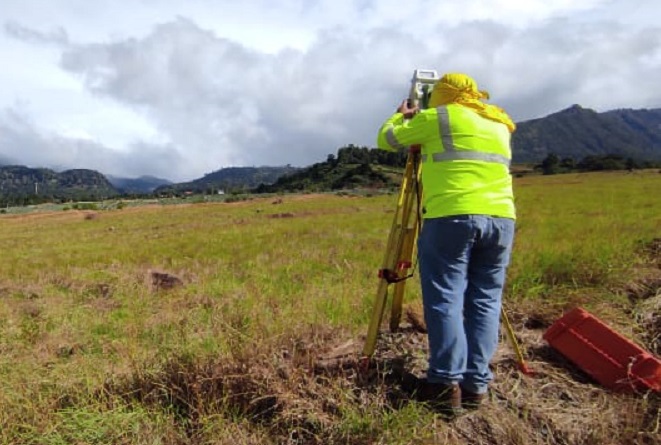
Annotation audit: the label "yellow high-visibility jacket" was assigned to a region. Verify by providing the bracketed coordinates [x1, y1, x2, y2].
[377, 104, 515, 219]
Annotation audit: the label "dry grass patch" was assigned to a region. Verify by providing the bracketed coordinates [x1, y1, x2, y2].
[89, 316, 661, 444]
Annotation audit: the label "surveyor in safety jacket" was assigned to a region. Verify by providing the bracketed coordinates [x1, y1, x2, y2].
[377, 73, 516, 415]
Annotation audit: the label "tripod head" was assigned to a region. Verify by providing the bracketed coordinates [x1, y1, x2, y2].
[408, 69, 439, 110]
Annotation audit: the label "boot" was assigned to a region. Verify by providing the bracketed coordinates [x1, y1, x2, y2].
[461, 389, 486, 410]
[416, 381, 463, 417]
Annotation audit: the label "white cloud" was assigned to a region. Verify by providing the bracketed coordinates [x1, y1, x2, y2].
[4, 20, 68, 45]
[0, 107, 184, 178]
[0, 0, 660, 181]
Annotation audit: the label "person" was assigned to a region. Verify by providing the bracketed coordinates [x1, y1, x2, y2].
[376, 73, 516, 415]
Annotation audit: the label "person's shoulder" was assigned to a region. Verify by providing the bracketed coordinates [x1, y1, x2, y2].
[415, 107, 439, 121]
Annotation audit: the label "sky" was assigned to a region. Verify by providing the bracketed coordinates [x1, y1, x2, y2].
[1, 0, 660, 182]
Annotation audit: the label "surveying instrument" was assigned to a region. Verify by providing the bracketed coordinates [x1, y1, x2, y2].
[361, 69, 531, 375]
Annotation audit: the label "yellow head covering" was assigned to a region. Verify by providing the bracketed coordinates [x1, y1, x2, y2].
[429, 73, 516, 133]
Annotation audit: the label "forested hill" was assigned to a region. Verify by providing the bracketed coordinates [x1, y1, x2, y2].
[512, 105, 661, 162]
[254, 145, 407, 193]
[0, 166, 118, 205]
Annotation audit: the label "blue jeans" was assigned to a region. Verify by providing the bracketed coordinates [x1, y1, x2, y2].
[418, 215, 515, 394]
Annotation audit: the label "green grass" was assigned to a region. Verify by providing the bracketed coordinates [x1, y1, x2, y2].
[511, 171, 661, 297]
[1, 171, 660, 444]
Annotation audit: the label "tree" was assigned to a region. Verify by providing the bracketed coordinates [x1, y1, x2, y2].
[560, 157, 576, 171]
[539, 153, 561, 175]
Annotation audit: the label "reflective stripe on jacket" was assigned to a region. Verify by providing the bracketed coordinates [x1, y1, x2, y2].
[377, 104, 515, 219]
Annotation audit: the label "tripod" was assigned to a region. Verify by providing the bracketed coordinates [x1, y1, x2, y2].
[363, 146, 422, 357]
[362, 146, 423, 358]
[362, 69, 437, 359]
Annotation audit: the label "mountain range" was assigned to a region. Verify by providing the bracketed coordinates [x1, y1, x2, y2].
[151, 166, 300, 195]
[1, 105, 660, 205]
[106, 175, 173, 194]
[511, 105, 661, 162]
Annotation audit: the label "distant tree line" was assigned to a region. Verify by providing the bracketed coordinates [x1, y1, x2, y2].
[0, 193, 113, 208]
[5, 145, 660, 209]
[535, 153, 661, 175]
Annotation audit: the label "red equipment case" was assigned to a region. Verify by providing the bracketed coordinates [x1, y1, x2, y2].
[543, 307, 661, 392]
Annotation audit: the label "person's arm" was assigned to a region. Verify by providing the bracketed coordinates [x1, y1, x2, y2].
[377, 112, 405, 152]
[377, 100, 432, 151]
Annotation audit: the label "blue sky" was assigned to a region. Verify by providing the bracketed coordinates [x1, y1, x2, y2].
[1, 0, 660, 181]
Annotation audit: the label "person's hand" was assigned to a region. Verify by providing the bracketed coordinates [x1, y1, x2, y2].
[397, 99, 419, 119]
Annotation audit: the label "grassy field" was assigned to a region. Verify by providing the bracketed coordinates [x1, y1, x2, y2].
[1, 170, 660, 444]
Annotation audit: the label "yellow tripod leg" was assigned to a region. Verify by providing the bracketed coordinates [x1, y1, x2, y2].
[389, 152, 422, 332]
[363, 151, 421, 358]
[389, 197, 420, 331]
[501, 305, 533, 375]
